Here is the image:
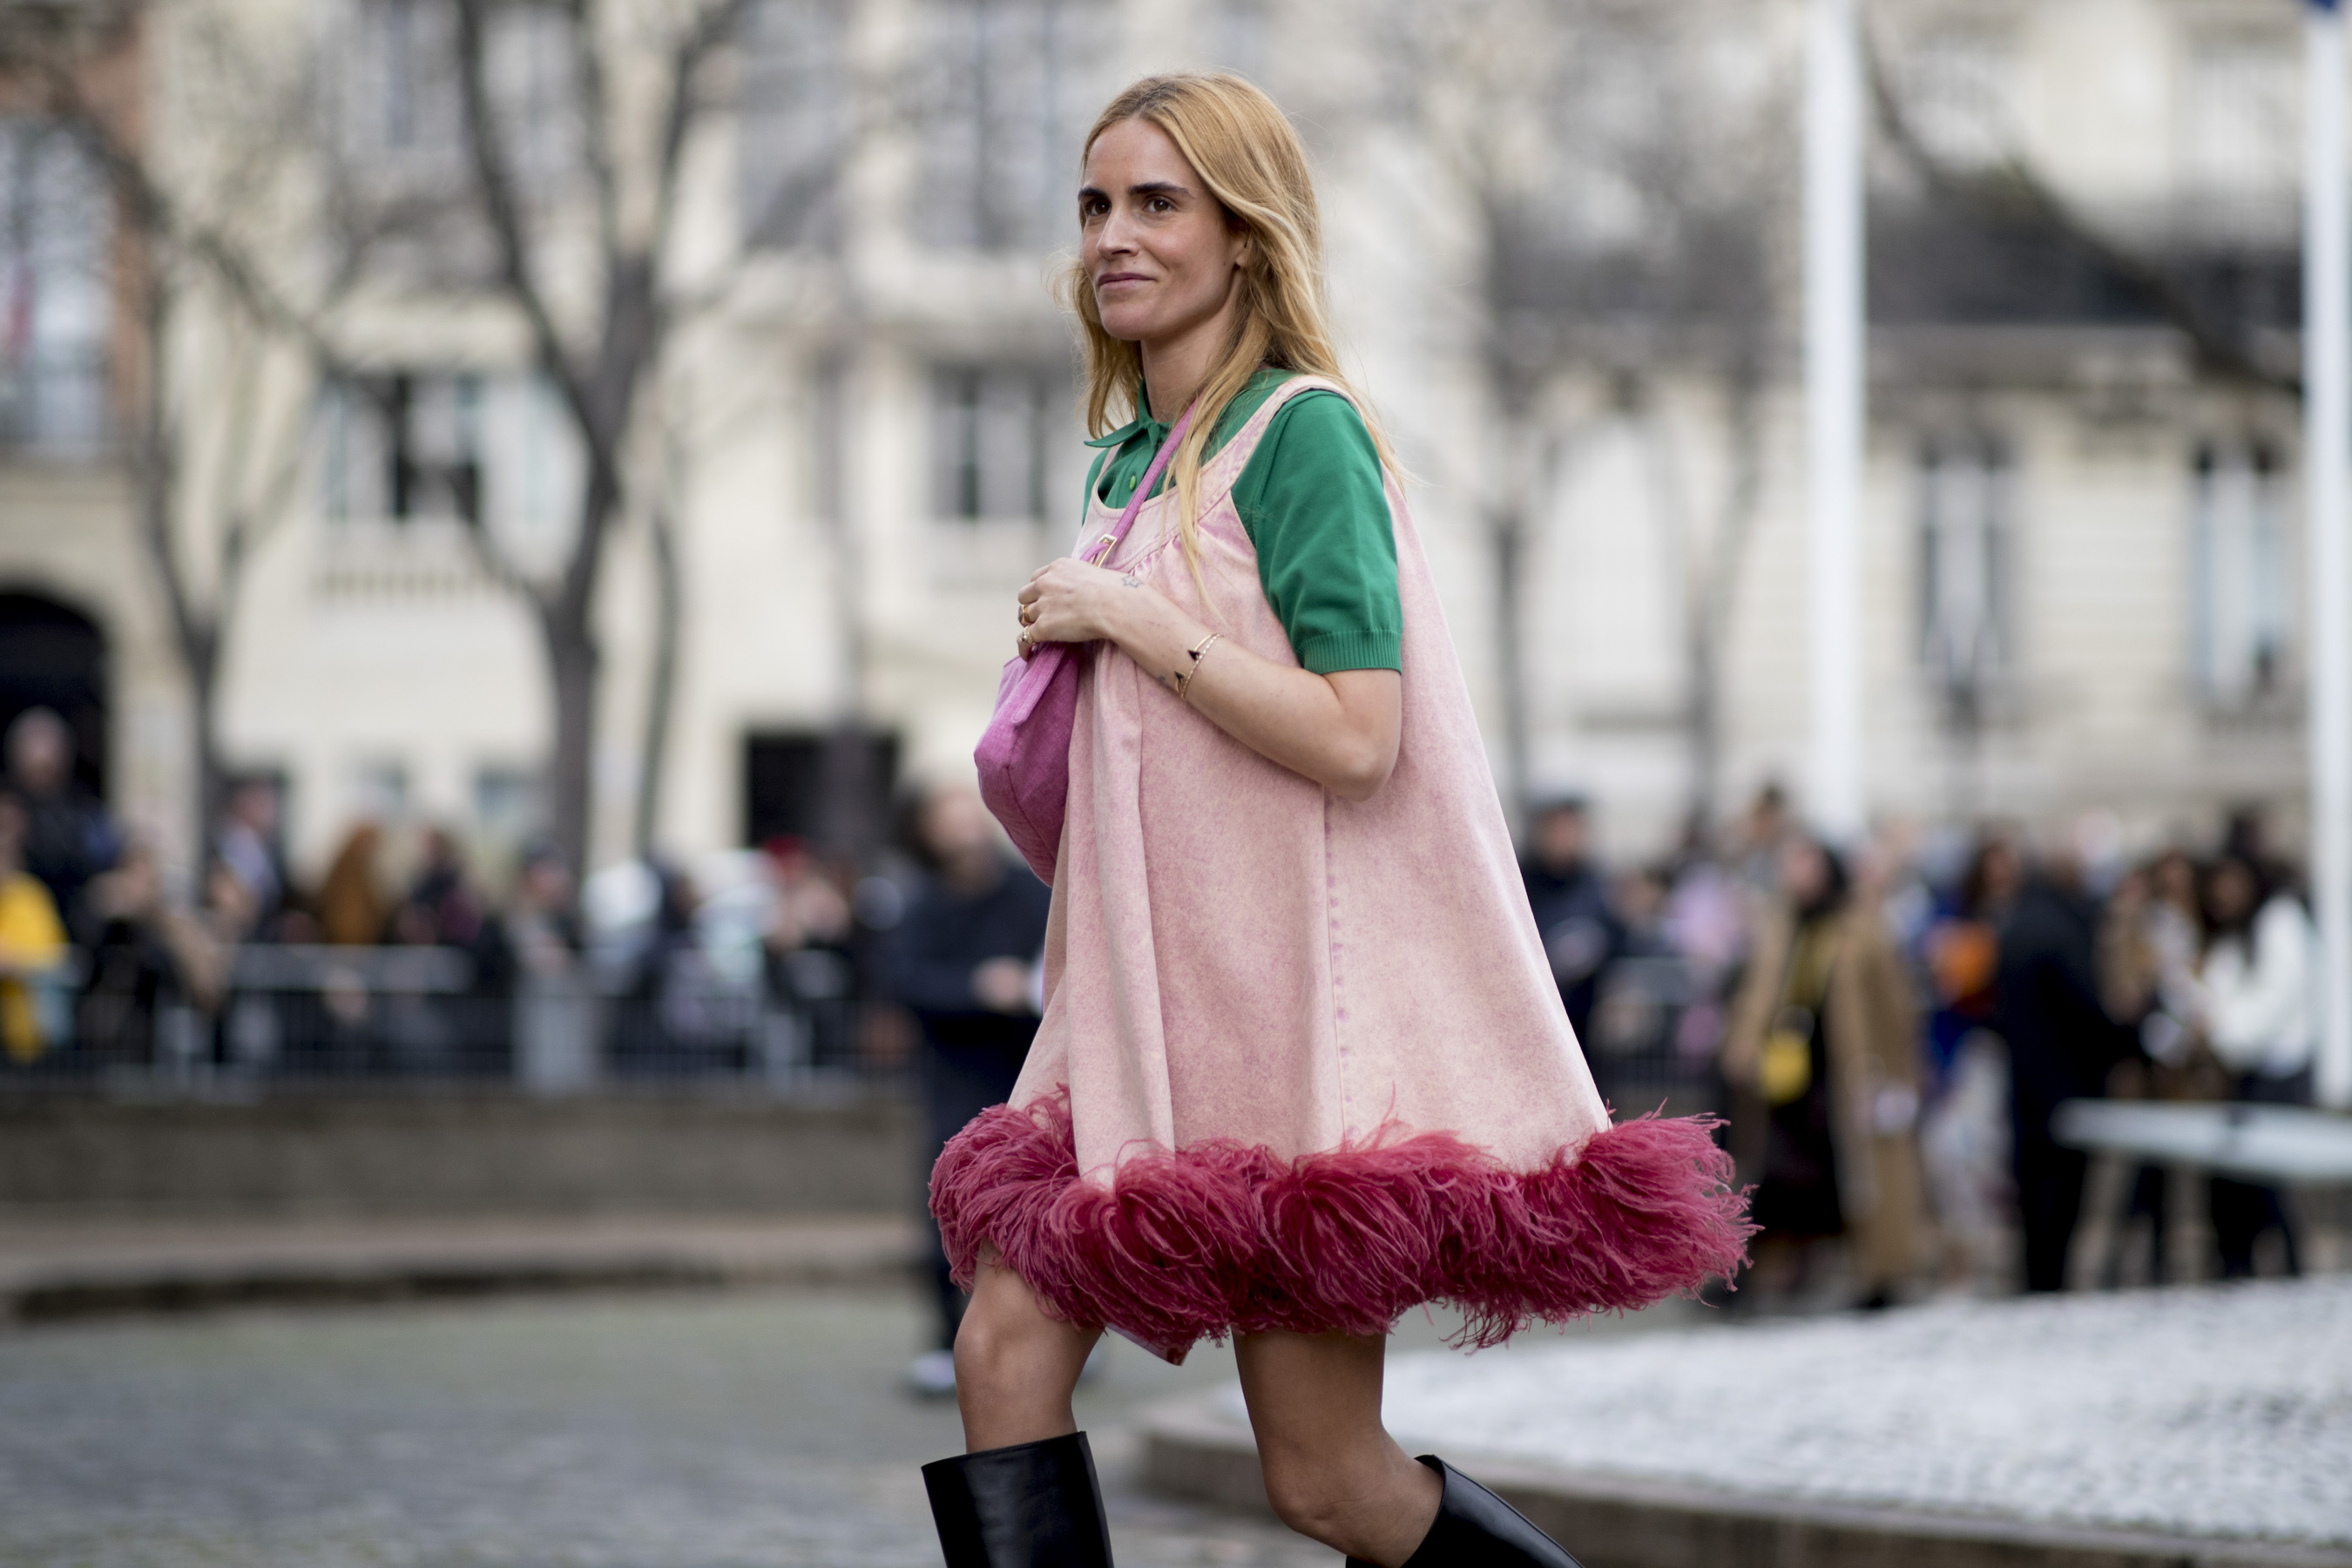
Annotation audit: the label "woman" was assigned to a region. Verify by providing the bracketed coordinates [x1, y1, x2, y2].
[924, 76, 1748, 1568]
[1720, 836, 1925, 1308]
[1916, 835, 2018, 1291]
[0, 794, 68, 1064]
[2183, 855, 2315, 1277]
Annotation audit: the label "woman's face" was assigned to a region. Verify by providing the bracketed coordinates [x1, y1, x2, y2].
[2153, 850, 2196, 911]
[1079, 118, 1248, 350]
[2205, 859, 2258, 928]
[1779, 840, 1828, 906]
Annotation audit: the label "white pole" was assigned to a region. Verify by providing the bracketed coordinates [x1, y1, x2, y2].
[2308, 0, 2352, 1111]
[1807, 0, 1867, 844]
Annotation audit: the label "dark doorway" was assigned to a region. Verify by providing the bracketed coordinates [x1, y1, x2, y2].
[745, 727, 899, 859]
[0, 591, 107, 797]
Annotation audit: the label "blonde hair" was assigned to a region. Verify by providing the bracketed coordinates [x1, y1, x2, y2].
[1064, 74, 1397, 581]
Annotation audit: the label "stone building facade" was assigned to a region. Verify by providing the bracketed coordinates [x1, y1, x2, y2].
[0, 0, 2315, 886]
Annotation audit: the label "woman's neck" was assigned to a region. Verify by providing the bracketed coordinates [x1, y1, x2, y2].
[1139, 289, 1244, 422]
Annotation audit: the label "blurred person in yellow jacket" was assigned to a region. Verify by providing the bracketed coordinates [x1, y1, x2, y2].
[0, 794, 69, 1063]
[1723, 835, 1929, 1308]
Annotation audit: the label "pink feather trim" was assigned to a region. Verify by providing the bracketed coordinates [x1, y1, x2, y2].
[929, 1088, 1754, 1361]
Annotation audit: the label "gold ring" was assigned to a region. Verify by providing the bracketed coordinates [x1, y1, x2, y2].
[1017, 629, 1033, 657]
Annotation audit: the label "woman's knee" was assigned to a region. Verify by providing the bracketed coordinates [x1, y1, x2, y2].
[950, 1295, 1029, 1396]
[1258, 1448, 1378, 1545]
[951, 1268, 1082, 1399]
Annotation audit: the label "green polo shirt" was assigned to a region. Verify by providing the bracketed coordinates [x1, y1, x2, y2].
[1085, 369, 1402, 675]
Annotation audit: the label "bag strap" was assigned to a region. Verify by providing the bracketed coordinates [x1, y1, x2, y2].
[1081, 403, 1194, 565]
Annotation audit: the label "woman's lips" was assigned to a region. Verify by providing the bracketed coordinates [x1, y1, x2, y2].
[1097, 273, 1152, 289]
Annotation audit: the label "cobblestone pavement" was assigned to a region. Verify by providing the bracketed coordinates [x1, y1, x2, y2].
[1, 1285, 1565, 1568]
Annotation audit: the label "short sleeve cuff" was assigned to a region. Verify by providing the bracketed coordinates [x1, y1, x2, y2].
[1296, 630, 1402, 675]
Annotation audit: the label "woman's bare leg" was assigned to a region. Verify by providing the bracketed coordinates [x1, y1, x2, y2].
[1234, 1330, 1443, 1565]
[952, 1252, 1103, 1451]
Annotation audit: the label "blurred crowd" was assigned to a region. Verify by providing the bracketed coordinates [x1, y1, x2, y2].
[0, 698, 2322, 1310]
[0, 706, 897, 1081]
[1517, 787, 2319, 1309]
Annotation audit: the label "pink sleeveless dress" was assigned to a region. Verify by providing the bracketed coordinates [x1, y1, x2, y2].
[934, 376, 1750, 1362]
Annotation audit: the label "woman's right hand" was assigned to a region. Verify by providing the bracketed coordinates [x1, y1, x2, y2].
[1017, 558, 1157, 648]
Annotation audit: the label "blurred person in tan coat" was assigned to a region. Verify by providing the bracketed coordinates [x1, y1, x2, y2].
[1723, 835, 1929, 1308]
[315, 824, 387, 946]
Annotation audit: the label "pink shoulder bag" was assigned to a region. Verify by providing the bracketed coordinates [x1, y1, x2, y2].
[976, 405, 1194, 883]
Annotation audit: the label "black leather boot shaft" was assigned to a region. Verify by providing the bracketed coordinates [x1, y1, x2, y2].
[922, 1430, 1115, 1568]
[1349, 1454, 1584, 1568]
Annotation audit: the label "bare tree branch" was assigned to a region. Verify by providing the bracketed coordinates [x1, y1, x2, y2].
[450, 0, 597, 472]
[646, 0, 750, 263]
[562, 0, 625, 263]
[29, 70, 355, 380]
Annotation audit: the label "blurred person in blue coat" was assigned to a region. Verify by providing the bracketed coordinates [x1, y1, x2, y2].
[1521, 797, 1622, 1049]
[6, 708, 116, 941]
[889, 781, 1051, 1396]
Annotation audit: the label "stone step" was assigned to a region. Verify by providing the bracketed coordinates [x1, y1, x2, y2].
[0, 1213, 920, 1324]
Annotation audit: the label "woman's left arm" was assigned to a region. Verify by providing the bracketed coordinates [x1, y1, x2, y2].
[1017, 558, 1401, 801]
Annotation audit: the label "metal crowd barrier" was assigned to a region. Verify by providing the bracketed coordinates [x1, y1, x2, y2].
[12, 943, 1714, 1109]
[0, 943, 906, 1098]
[1581, 953, 1725, 1120]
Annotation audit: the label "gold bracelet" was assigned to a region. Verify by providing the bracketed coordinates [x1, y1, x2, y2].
[1173, 632, 1222, 701]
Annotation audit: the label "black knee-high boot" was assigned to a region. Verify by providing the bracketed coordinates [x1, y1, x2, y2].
[1349, 1455, 1584, 1568]
[922, 1431, 1115, 1567]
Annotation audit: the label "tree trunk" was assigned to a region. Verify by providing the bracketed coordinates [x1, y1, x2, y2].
[542, 602, 602, 881]
[538, 400, 631, 878]
[631, 504, 682, 860]
[188, 633, 225, 859]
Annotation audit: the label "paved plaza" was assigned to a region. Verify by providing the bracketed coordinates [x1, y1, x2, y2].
[0, 1286, 1344, 1568]
[18, 1267, 2333, 1566]
[1371, 1276, 2352, 1548]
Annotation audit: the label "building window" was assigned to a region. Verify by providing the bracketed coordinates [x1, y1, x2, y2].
[2192, 441, 2292, 709]
[0, 119, 109, 455]
[472, 766, 544, 850]
[2184, 37, 2297, 236]
[335, 0, 574, 190]
[1919, 434, 2010, 714]
[917, 0, 1113, 252]
[319, 373, 484, 524]
[931, 364, 1056, 522]
[740, 0, 849, 251]
[480, 372, 583, 568]
[1902, 30, 2016, 171]
[319, 369, 582, 557]
[342, 0, 463, 176]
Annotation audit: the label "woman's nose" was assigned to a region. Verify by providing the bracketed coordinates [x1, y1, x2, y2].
[1095, 206, 1139, 255]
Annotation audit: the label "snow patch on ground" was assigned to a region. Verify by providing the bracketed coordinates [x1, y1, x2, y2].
[1367, 1278, 2351, 1544]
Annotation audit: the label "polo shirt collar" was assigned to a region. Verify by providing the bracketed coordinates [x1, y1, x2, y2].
[1084, 412, 1157, 450]
[1085, 380, 1169, 451]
